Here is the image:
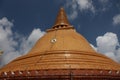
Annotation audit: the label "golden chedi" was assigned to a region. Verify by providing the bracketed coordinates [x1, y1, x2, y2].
[0, 8, 120, 80]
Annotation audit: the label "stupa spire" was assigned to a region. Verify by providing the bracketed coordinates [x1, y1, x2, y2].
[52, 7, 71, 29]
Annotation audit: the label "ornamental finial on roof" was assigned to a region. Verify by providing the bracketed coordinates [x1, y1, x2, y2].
[52, 7, 71, 29]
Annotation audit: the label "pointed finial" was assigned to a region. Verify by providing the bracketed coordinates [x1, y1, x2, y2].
[52, 7, 71, 29]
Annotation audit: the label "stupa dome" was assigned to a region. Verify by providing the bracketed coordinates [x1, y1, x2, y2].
[0, 8, 120, 80]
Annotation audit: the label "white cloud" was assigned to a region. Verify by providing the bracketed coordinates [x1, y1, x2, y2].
[96, 32, 119, 53]
[105, 52, 117, 62]
[68, 10, 78, 20]
[65, 0, 95, 20]
[113, 14, 120, 25]
[28, 28, 45, 46]
[0, 17, 45, 67]
[65, 0, 78, 20]
[76, 0, 95, 12]
[95, 32, 120, 63]
[0, 17, 20, 66]
[64, 0, 112, 20]
[19, 28, 45, 54]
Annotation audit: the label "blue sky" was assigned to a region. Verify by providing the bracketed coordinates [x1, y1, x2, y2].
[0, 0, 120, 67]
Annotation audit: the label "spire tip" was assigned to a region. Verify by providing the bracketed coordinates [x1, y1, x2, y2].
[52, 7, 70, 28]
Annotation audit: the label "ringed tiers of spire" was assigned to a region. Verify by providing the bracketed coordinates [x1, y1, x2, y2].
[53, 8, 70, 27]
[47, 8, 73, 31]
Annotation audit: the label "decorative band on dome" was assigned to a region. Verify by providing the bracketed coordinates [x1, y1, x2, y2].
[0, 69, 120, 79]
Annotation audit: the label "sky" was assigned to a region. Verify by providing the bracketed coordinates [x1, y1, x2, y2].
[0, 0, 120, 67]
